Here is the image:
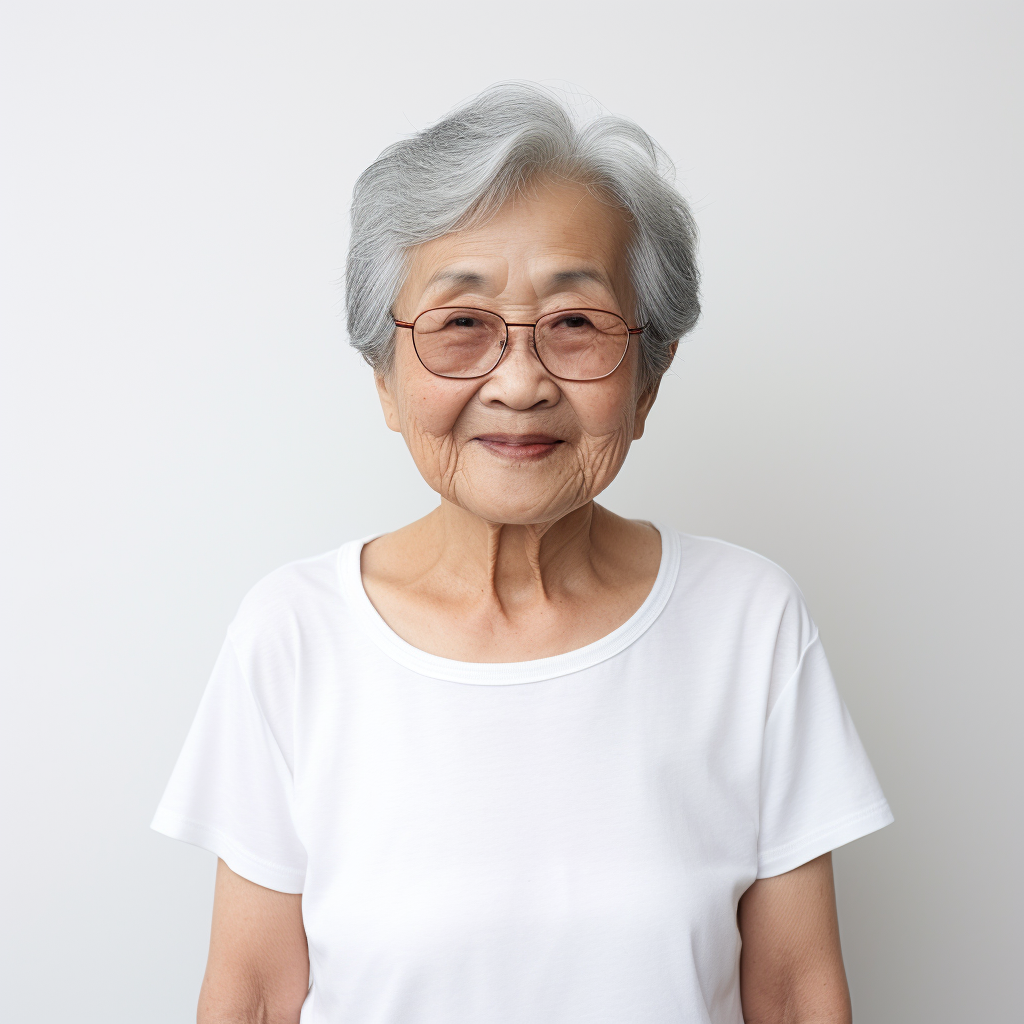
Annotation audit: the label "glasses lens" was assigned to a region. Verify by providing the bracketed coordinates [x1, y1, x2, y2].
[412, 308, 505, 378]
[535, 309, 629, 380]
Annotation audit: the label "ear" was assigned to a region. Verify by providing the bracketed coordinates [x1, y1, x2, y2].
[374, 369, 403, 433]
[632, 341, 677, 440]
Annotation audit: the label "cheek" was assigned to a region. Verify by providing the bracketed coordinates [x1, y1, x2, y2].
[562, 377, 638, 439]
[395, 366, 475, 448]
[564, 344, 642, 438]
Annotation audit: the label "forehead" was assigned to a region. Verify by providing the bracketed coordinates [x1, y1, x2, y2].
[400, 179, 634, 305]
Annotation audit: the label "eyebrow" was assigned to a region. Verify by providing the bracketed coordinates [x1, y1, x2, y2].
[546, 268, 610, 288]
[424, 269, 487, 290]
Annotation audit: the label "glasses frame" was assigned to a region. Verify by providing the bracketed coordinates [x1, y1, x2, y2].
[393, 306, 647, 381]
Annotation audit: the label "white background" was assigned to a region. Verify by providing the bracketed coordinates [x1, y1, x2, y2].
[2, 2, 1021, 1021]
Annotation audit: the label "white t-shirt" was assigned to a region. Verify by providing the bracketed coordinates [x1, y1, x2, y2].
[153, 527, 892, 1024]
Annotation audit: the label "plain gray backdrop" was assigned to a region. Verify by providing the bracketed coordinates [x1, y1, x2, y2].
[2, 2, 1021, 1021]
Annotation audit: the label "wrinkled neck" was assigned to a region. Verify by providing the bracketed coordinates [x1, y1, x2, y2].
[433, 500, 598, 612]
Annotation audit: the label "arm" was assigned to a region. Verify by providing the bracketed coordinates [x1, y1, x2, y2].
[738, 852, 852, 1024]
[197, 859, 309, 1024]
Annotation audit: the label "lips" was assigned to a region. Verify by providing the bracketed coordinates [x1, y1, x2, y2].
[473, 434, 564, 461]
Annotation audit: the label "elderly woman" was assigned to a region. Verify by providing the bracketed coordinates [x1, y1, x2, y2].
[154, 83, 891, 1024]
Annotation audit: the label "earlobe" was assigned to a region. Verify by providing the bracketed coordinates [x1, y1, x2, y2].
[634, 395, 651, 440]
[633, 342, 678, 440]
[374, 372, 402, 433]
[632, 380, 662, 440]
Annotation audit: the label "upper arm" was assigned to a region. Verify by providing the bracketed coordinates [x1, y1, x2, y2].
[738, 852, 852, 1024]
[198, 859, 309, 1024]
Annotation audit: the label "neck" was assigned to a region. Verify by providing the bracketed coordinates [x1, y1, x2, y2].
[427, 500, 603, 613]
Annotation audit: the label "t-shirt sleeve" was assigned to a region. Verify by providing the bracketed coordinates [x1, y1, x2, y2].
[150, 636, 307, 893]
[756, 632, 893, 878]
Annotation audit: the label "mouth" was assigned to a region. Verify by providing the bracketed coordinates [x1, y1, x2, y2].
[473, 434, 565, 462]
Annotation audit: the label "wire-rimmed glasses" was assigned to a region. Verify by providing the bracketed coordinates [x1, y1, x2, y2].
[393, 307, 646, 381]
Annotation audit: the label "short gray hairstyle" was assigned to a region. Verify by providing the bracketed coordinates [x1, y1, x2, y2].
[346, 82, 700, 392]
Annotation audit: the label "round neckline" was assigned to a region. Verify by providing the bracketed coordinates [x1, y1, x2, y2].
[337, 523, 680, 685]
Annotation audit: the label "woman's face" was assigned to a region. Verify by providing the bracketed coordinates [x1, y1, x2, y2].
[377, 178, 667, 526]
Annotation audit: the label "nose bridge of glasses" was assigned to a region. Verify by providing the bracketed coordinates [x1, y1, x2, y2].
[499, 319, 538, 353]
[483, 325, 559, 401]
[504, 320, 538, 351]
[499, 322, 542, 366]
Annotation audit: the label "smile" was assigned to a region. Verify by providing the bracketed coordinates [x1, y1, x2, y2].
[473, 434, 565, 461]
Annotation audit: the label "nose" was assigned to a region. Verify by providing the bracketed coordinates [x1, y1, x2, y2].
[476, 326, 561, 410]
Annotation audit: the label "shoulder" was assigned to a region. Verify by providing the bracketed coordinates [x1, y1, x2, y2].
[671, 531, 806, 605]
[225, 541, 365, 658]
[217, 541, 367, 715]
[664, 531, 818, 676]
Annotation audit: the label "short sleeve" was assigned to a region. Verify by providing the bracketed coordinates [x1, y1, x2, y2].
[756, 633, 893, 878]
[151, 636, 307, 893]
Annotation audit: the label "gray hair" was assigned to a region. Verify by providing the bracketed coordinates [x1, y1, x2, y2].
[345, 82, 700, 392]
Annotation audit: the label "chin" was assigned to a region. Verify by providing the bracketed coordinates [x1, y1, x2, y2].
[453, 490, 580, 528]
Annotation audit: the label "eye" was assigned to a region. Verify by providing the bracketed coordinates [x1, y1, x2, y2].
[441, 315, 489, 330]
[556, 314, 593, 329]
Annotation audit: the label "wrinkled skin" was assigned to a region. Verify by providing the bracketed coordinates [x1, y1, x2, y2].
[362, 176, 667, 664]
[377, 176, 661, 528]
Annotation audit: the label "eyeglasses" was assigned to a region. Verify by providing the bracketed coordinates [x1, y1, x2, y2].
[393, 306, 646, 381]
